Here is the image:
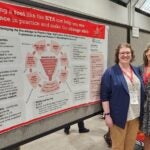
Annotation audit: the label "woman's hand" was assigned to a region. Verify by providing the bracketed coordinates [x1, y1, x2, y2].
[105, 115, 113, 128]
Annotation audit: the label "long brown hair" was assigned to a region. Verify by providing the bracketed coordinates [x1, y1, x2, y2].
[115, 43, 135, 64]
[143, 44, 150, 66]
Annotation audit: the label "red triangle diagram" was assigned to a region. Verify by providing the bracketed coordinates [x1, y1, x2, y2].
[40, 56, 57, 81]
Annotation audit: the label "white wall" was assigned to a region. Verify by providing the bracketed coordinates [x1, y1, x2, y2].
[134, 13, 150, 31]
[36, 0, 150, 31]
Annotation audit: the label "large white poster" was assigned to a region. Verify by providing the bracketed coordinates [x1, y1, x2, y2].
[0, 1, 108, 133]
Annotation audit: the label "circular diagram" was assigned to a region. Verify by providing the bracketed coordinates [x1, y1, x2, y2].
[25, 40, 69, 95]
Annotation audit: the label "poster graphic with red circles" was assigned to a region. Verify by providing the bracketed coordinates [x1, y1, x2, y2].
[0, 1, 108, 133]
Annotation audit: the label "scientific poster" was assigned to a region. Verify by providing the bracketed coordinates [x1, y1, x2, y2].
[0, 1, 108, 133]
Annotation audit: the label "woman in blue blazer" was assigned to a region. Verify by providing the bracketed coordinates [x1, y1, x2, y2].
[100, 43, 145, 150]
[139, 44, 150, 150]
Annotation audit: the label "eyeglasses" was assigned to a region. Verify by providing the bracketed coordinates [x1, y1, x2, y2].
[119, 52, 131, 55]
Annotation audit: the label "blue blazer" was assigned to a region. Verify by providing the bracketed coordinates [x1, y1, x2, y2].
[100, 64, 145, 128]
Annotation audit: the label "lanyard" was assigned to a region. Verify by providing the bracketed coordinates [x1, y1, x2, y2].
[121, 67, 133, 84]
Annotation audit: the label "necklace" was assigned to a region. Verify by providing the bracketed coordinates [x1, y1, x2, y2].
[121, 66, 134, 84]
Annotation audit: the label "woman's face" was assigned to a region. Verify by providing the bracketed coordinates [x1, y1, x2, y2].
[146, 49, 150, 62]
[118, 47, 132, 65]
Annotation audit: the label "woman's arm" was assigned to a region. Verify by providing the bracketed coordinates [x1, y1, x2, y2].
[102, 101, 113, 128]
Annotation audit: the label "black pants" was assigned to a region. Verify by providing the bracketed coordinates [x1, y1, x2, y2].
[65, 120, 85, 130]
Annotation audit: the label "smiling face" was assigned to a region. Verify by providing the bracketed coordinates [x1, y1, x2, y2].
[118, 47, 132, 65]
[115, 43, 134, 64]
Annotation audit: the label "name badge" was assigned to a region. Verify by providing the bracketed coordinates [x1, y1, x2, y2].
[130, 88, 139, 105]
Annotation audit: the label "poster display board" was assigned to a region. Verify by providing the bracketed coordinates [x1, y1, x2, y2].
[0, 1, 108, 134]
